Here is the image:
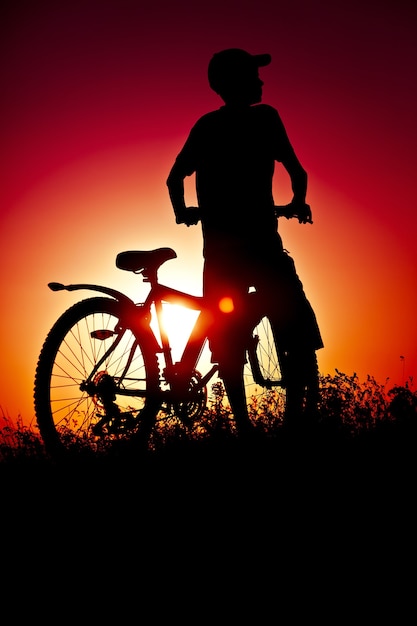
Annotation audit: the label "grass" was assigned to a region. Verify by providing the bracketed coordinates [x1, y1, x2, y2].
[1, 370, 415, 468]
[2, 370, 415, 611]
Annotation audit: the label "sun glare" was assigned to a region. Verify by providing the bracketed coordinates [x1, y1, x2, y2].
[155, 302, 202, 362]
[219, 296, 234, 313]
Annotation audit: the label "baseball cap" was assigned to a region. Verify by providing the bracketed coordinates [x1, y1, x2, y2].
[208, 48, 271, 93]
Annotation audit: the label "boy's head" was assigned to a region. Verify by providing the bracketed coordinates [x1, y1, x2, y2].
[208, 48, 271, 105]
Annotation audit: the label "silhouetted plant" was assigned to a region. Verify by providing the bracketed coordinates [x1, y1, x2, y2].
[248, 388, 285, 435]
[318, 370, 392, 436]
[387, 379, 417, 427]
[0, 411, 46, 463]
[192, 381, 237, 441]
[1, 373, 416, 462]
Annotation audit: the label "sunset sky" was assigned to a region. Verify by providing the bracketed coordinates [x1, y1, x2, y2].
[1, 0, 416, 423]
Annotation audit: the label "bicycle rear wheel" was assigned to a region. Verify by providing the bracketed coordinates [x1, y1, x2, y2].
[34, 297, 161, 458]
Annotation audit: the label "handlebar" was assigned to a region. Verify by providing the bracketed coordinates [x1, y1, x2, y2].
[176, 203, 312, 226]
[274, 203, 313, 224]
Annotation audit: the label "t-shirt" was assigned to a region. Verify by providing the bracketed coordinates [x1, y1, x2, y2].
[171, 103, 297, 258]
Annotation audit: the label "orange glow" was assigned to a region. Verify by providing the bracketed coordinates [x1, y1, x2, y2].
[158, 303, 201, 362]
[1, 2, 416, 424]
[219, 297, 234, 314]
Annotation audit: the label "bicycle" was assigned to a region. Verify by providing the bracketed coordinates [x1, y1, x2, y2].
[34, 204, 319, 458]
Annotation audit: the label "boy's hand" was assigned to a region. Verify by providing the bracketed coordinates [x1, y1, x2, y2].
[291, 201, 313, 224]
[176, 207, 201, 226]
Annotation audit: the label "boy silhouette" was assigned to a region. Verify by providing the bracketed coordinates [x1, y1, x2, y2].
[167, 48, 323, 437]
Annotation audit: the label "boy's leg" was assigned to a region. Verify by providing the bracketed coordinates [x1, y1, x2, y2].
[220, 362, 255, 438]
[283, 349, 320, 430]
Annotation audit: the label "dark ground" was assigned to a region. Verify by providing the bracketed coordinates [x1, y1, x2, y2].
[1, 426, 415, 621]
[2, 423, 415, 519]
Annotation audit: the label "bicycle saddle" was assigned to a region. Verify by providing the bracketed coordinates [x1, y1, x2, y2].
[116, 247, 177, 274]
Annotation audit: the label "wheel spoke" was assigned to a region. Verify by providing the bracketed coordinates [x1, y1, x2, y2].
[34, 298, 161, 457]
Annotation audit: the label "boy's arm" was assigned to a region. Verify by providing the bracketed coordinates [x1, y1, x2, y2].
[281, 150, 312, 224]
[271, 106, 312, 224]
[166, 163, 187, 224]
[166, 163, 200, 226]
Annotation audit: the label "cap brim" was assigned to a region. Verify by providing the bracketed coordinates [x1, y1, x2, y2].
[254, 53, 271, 67]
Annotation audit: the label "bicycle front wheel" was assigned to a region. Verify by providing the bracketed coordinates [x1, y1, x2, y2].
[245, 314, 320, 432]
[244, 314, 286, 427]
[34, 297, 161, 458]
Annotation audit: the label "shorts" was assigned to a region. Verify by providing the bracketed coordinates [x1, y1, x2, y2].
[203, 242, 323, 366]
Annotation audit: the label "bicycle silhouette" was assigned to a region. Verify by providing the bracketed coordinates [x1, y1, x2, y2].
[34, 205, 319, 458]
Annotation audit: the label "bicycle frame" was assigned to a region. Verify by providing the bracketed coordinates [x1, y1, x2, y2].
[145, 283, 219, 392]
[48, 277, 219, 401]
[48, 244, 284, 410]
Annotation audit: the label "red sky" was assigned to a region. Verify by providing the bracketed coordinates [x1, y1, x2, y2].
[1, 0, 416, 423]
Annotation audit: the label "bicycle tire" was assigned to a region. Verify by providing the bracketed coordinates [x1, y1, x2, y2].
[34, 297, 161, 458]
[244, 314, 286, 424]
[245, 315, 320, 430]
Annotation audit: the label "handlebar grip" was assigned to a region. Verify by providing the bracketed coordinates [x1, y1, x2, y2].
[177, 207, 202, 226]
[274, 204, 313, 224]
[274, 204, 296, 218]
